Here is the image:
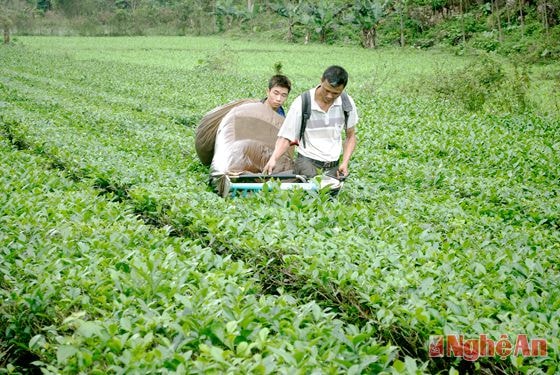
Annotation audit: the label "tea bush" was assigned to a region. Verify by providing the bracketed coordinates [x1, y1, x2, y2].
[1, 36, 559, 374]
[0, 140, 397, 373]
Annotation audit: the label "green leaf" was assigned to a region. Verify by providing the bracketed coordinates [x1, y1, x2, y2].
[77, 321, 103, 338]
[392, 359, 405, 372]
[29, 334, 46, 350]
[56, 345, 78, 364]
[405, 356, 418, 373]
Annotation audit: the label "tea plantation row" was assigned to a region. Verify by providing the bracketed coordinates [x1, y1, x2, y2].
[0, 138, 401, 373]
[1, 38, 559, 374]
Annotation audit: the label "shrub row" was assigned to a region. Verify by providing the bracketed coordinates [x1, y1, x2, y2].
[2, 42, 559, 373]
[0, 139, 398, 373]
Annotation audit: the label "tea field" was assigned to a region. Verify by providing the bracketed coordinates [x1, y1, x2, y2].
[1, 36, 559, 374]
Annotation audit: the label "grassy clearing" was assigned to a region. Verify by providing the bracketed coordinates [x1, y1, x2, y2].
[1, 36, 559, 374]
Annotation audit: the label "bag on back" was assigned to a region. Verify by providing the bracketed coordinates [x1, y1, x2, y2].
[195, 98, 259, 165]
[211, 102, 294, 174]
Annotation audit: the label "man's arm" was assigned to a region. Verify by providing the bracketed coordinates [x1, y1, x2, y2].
[338, 126, 357, 177]
[263, 137, 292, 174]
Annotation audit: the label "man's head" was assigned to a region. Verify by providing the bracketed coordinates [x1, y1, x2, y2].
[317, 65, 348, 105]
[322, 65, 348, 88]
[268, 74, 292, 92]
[265, 74, 291, 111]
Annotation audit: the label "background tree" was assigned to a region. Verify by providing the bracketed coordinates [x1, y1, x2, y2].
[492, 0, 503, 42]
[1, 0, 31, 42]
[394, 0, 407, 46]
[306, 0, 346, 43]
[115, 0, 144, 12]
[519, 0, 525, 36]
[0, 0, 556, 60]
[505, 0, 515, 26]
[538, 0, 559, 38]
[36, 0, 51, 12]
[215, 0, 251, 32]
[459, 0, 466, 43]
[2, 14, 12, 44]
[349, 0, 387, 48]
[49, 0, 111, 17]
[271, 0, 305, 42]
[175, 1, 207, 35]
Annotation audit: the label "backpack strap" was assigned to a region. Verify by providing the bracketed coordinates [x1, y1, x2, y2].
[340, 92, 352, 132]
[299, 91, 311, 147]
[299, 90, 352, 147]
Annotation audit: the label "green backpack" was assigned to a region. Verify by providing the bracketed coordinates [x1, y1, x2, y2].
[299, 90, 353, 147]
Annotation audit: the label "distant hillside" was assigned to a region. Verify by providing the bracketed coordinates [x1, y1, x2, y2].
[2, 0, 559, 61]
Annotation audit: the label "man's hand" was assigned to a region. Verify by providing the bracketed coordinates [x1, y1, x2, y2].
[338, 126, 356, 180]
[263, 158, 276, 175]
[337, 163, 349, 179]
[263, 137, 291, 175]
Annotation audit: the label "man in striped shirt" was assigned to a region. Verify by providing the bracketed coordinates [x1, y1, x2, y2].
[263, 65, 358, 180]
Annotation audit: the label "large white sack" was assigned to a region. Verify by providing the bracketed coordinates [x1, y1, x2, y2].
[195, 98, 259, 166]
[211, 102, 294, 174]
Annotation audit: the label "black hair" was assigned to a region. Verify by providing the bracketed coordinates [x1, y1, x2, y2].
[322, 65, 348, 88]
[268, 74, 292, 92]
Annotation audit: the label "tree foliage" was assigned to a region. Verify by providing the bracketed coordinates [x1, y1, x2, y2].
[1, 0, 558, 58]
[348, 0, 388, 48]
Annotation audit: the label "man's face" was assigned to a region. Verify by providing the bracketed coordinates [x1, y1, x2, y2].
[317, 79, 344, 105]
[266, 86, 289, 110]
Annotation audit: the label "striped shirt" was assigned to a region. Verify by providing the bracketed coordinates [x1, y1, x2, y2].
[278, 87, 358, 162]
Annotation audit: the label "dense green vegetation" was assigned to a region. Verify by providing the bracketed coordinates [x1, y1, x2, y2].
[1, 0, 559, 61]
[1, 36, 559, 373]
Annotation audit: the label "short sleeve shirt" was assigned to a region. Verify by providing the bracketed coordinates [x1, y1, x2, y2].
[278, 87, 358, 162]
